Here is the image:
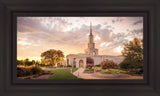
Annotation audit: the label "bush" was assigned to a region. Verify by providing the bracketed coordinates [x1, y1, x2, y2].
[94, 67, 102, 72]
[67, 65, 72, 67]
[17, 67, 31, 77]
[95, 65, 100, 67]
[17, 66, 42, 77]
[30, 66, 42, 74]
[100, 59, 117, 69]
[119, 58, 143, 69]
[86, 64, 93, 69]
[128, 70, 143, 76]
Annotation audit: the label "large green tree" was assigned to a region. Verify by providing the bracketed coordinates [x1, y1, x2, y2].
[41, 49, 64, 66]
[120, 38, 143, 69]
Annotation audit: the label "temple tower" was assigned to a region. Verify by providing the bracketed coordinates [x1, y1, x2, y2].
[85, 22, 98, 56]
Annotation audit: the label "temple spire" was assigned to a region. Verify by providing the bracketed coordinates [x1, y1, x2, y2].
[90, 22, 92, 35]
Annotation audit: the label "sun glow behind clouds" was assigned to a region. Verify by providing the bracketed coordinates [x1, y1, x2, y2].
[17, 17, 143, 61]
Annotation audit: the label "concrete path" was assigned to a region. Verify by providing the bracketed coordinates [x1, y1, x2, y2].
[73, 68, 107, 79]
[73, 68, 143, 79]
[32, 74, 51, 79]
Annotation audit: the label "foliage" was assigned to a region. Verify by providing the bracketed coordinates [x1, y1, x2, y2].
[100, 59, 117, 69]
[17, 66, 42, 77]
[100, 69, 120, 74]
[17, 60, 24, 65]
[41, 49, 64, 66]
[67, 65, 72, 67]
[30, 66, 42, 74]
[86, 57, 94, 64]
[94, 67, 102, 72]
[17, 59, 37, 66]
[86, 64, 94, 69]
[128, 70, 143, 76]
[120, 38, 143, 69]
[95, 65, 100, 67]
[119, 69, 143, 76]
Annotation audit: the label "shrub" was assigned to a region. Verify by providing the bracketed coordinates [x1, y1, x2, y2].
[86, 64, 93, 69]
[67, 65, 72, 67]
[119, 58, 143, 69]
[95, 65, 100, 67]
[100, 59, 117, 69]
[17, 66, 42, 77]
[94, 67, 102, 72]
[17, 67, 32, 77]
[30, 66, 42, 74]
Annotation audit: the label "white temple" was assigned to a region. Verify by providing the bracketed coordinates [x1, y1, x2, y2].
[66, 22, 125, 68]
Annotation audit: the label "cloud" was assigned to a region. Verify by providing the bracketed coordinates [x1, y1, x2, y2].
[112, 17, 125, 23]
[132, 20, 143, 25]
[17, 17, 143, 60]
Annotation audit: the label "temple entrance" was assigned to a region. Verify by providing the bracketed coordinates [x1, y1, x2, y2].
[79, 60, 84, 68]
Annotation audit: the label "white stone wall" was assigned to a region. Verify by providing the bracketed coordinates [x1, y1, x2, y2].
[66, 54, 125, 68]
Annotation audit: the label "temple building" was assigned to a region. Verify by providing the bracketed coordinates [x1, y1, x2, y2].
[66, 23, 125, 68]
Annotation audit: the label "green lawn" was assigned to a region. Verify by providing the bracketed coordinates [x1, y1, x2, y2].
[48, 68, 80, 79]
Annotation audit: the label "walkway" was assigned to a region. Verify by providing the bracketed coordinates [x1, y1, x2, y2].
[73, 68, 143, 79]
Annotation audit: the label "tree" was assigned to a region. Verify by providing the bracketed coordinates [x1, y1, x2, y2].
[24, 58, 29, 66]
[32, 60, 35, 65]
[17, 60, 24, 65]
[24, 58, 33, 66]
[120, 38, 143, 69]
[41, 49, 64, 66]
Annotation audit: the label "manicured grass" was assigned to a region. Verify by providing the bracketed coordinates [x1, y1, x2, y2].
[48, 68, 80, 79]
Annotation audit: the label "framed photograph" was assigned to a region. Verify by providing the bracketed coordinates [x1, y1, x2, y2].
[0, 0, 160, 96]
[17, 16, 144, 80]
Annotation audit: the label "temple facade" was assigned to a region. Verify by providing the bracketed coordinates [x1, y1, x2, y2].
[66, 23, 125, 68]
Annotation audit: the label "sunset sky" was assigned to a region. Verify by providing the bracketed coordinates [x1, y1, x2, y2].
[17, 17, 143, 61]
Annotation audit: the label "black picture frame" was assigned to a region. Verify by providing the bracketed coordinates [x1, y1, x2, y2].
[0, 0, 160, 96]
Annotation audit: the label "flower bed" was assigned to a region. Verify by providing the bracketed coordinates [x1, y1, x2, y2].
[100, 69, 120, 74]
[100, 59, 118, 69]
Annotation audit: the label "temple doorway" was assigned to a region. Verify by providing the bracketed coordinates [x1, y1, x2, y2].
[79, 60, 84, 68]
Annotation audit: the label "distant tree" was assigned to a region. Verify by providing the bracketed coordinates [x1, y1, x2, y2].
[24, 58, 33, 66]
[35, 60, 40, 66]
[41, 49, 64, 66]
[24, 58, 29, 66]
[32, 60, 35, 65]
[17, 60, 24, 65]
[120, 38, 143, 69]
